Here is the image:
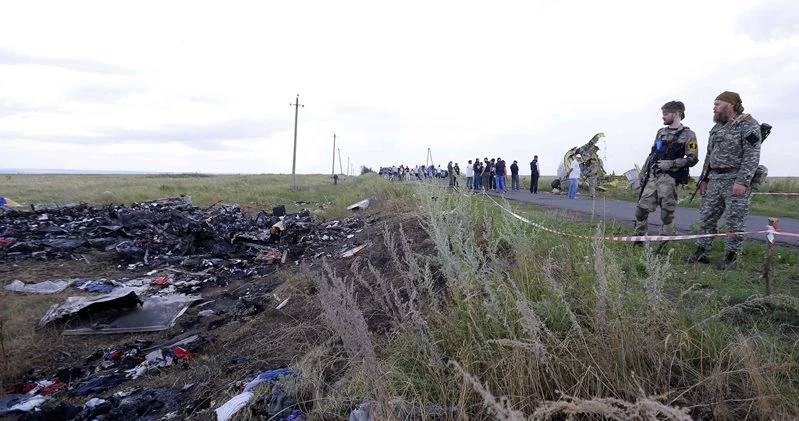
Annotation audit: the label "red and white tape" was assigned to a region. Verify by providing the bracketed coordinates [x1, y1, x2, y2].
[475, 190, 797, 244]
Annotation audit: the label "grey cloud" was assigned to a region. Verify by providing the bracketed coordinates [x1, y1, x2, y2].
[737, 2, 799, 41]
[0, 117, 290, 150]
[65, 83, 141, 104]
[0, 47, 132, 75]
[0, 101, 64, 116]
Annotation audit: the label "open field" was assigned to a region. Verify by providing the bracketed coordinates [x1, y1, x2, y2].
[3, 174, 799, 420]
[1, 173, 369, 219]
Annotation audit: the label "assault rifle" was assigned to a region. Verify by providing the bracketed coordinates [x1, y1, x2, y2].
[689, 122, 772, 202]
[638, 159, 653, 201]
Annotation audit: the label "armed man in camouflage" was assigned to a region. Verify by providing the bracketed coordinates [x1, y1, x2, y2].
[689, 91, 762, 269]
[634, 101, 699, 244]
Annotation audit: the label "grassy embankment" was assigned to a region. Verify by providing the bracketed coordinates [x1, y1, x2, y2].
[315, 178, 799, 420]
[2, 173, 799, 420]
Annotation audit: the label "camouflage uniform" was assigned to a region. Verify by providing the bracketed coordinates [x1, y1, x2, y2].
[695, 113, 762, 253]
[635, 126, 699, 235]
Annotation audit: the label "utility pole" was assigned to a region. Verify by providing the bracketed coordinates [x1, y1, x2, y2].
[331, 133, 336, 178]
[347, 157, 350, 176]
[290, 94, 304, 190]
[338, 148, 343, 174]
[426, 148, 434, 167]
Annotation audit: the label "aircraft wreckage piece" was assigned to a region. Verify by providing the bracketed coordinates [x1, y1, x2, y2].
[39, 287, 201, 335]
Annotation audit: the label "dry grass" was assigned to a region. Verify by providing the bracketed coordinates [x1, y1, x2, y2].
[3, 175, 799, 419]
[342, 183, 799, 420]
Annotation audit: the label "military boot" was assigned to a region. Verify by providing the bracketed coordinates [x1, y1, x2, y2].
[688, 246, 710, 264]
[718, 252, 737, 270]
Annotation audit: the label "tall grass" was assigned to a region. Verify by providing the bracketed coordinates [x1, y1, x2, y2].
[312, 183, 799, 420]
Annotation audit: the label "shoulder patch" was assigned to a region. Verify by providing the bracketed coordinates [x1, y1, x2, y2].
[687, 138, 698, 154]
[746, 132, 760, 145]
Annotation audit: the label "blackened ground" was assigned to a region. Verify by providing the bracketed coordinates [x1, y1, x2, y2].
[1, 198, 434, 421]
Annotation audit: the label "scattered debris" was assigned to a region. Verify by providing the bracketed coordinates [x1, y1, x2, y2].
[4, 279, 75, 294]
[338, 241, 373, 258]
[276, 297, 290, 310]
[0, 394, 50, 416]
[215, 368, 298, 421]
[216, 391, 253, 421]
[347, 198, 370, 211]
[1, 197, 367, 276]
[62, 294, 202, 336]
[1, 196, 377, 419]
[38, 287, 145, 328]
[0, 196, 22, 208]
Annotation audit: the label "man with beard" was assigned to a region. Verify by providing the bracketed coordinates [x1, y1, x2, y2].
[689, 91, 762, 269]
[634, 101, 698, 244]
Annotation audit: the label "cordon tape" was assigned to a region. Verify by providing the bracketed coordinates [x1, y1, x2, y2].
[443, 186, 799, 245]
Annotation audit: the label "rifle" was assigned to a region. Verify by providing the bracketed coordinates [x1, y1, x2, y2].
[688, 165, 708, 203]
[638, 159, 653, 201]
[689, 122, 772, 202]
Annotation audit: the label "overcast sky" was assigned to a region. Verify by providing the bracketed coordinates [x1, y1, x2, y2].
[1, 0, 797, 176]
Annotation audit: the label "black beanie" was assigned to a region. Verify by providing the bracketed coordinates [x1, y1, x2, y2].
[661, 100, 686, 119]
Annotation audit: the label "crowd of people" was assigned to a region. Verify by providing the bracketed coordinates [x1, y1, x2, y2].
[378, 164, 459, 181]
[378, 154, 599, 196]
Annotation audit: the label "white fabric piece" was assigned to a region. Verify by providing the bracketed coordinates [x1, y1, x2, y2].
[215, 392, 253, 421]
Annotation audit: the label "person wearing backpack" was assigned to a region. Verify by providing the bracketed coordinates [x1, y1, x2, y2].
[689, 91, 762, 270]
[634, 101, 699, 244]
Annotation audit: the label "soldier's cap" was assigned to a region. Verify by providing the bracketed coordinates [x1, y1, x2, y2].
[662, 100, 686, 119]
[715, 91, 744, 113]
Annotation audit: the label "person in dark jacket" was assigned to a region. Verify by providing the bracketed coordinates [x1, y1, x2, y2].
[530, 155, 540, 193]
[510, 160, 520, 191]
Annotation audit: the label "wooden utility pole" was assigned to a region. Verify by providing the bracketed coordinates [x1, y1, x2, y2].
[338, 148, 343, 175]
[290, 94, 304, 190]
[331, 133, 336, 178]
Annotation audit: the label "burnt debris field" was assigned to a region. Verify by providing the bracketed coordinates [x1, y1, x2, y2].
[1, 194, 419, 421]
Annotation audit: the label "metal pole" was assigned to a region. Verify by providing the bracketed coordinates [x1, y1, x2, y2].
[338, 148, 343, 175]
[762, 217, 779, 295]
[290, 94, 303, 190]
[347, 157, 350, 176]
[331, 133, 336, 178]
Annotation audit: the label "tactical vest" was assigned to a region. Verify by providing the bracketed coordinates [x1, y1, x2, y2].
[650, 127, 690, 184]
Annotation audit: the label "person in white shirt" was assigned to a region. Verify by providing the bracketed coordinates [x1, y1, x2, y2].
[465, 160, 474, 190]
[568, 154, 582, 199]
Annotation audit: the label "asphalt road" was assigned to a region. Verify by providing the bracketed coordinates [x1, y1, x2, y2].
[489, 189, 799, 247]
